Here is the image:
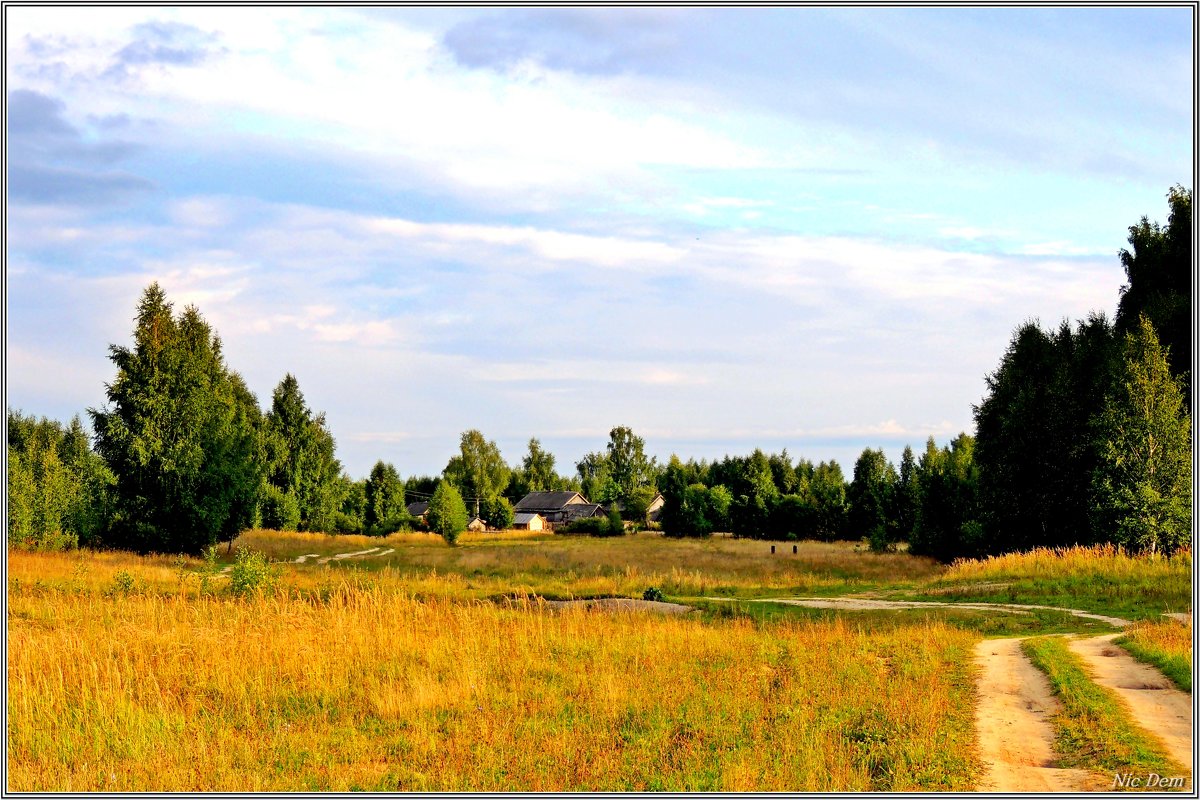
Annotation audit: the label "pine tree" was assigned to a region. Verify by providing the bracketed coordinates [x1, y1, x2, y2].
[1091, 316, 1191, 555]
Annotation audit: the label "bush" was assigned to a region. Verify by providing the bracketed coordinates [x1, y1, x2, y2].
[426, 480, 468, 546]
[561, 516, 624, 536]
[260, 485, 300, 531]
[643, 586, 665, 602]
[228, 547, 278, 597]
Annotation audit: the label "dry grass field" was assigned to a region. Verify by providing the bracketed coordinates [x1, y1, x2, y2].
[7, 536, 1190, 791]
[8, 547, 977, 792]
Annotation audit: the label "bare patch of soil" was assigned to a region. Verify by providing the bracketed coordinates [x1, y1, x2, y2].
[540, 598, 695, 615]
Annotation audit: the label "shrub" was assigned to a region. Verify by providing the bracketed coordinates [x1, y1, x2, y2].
[643, 586, 665, 602]
[426, 480, 468, 546]
[561, 517, 611, 536]
[260, 485, 301, 531]
[228, 548, 278, 597]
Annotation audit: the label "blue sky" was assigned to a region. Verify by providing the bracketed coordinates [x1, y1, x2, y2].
[5, 6, 1193, 480]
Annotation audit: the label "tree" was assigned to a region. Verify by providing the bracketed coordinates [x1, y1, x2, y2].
[1091, 316, 1191, 554]
[264, 374, 342, 533]
[848, 447, 897, 550]
[604, 425, 657, 502]
[809, 460, 848, 540]
[890, 445, 919, 543]
[443, 429, 510, 514]
[909, 435, 981, 562]
[1115, 186, 1191, 403]
[90, 284, 264, 554]
[605, 502, 625, 536]
[482, 495, 515, 530]
[426, 479, 468, 545]
[623, 485, 658, 526]
[520, 438, 561, 491]
[364, 461, 406, 530]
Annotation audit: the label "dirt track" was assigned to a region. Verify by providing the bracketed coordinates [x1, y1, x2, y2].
[973, 637, 1101, 792]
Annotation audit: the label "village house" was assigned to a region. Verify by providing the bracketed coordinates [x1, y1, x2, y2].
[512, 512, 545, 531]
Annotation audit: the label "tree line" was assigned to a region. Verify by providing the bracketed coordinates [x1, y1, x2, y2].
[6, 187, 1190, 558]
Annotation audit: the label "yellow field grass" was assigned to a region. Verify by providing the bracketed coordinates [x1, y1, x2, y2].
[7, 548, 980, 791]
[943, 544, 1191, 583]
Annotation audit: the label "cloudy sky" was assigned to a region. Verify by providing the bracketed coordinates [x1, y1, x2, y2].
[5, 6, 1193, 480]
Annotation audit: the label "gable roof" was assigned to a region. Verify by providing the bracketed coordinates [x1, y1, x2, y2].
[514, 491, 588, 511]
[406, 501, 429, 516]
[513, 512, 544, 525]
[564, 503, 606, 520]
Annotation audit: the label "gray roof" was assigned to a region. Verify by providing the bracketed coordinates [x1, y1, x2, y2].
[513, 512, 544, 524]
[565, 503, 605, 520]
[514, 491, 588, 511]
[406, 501, 429, 516]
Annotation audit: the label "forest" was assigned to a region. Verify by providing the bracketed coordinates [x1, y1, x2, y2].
[7, 186, 1191, 561]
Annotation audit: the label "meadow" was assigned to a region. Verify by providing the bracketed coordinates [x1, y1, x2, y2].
[6, 533, 1192, 791]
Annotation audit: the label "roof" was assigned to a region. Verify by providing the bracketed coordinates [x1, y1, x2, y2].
[514, 491, 588, 511]
[513, 512, 544, 524]
[406, 501, 429, 516]
[564, 503, 605, 520]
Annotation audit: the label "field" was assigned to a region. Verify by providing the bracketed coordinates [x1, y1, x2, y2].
[6, 532, 1193, 791]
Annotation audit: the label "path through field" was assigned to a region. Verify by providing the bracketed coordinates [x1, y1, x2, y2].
[711, 595, 1192, 792]
[973, 637, 1100, 792]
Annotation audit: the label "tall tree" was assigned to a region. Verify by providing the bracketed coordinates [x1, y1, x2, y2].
[443, 429, 510, 514]
[364, 461, 406, 530]
[604, 425, 658, 502]
[520, 437, 560, 492]
[90, 284, 264, 554]
[909, 434, 980, 562]
[264, 374, 342, 533]
[848, 447, 897, 549]
[1091, 316, 1191, 554]
[890, 445, 919, 543]
[1115, 186, 1191, 403]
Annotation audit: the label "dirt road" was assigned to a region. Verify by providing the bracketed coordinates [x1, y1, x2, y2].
[973, 637, 1101, 792]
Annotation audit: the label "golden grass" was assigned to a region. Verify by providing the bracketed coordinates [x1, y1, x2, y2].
[228, 529, 945, 601]
[1116, 618, 1193, 692]
[944, 544, 1191, 583]
[7, 548, 980, 791]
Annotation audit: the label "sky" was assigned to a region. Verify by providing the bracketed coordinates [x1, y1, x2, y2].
[5, 6, 1194, 481]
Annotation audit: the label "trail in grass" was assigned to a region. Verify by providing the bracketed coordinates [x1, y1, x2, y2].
[713, 596, 1133, 628]
[1067, 633, 1193, 781]
[972, 637, 1099, 792]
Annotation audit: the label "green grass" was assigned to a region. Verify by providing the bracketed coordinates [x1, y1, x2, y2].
[689, 598, 1117, 637]
[1021, 636, 1188, 785]
[1115, 620, 1192, 693]
[908, 545, 1192, 623]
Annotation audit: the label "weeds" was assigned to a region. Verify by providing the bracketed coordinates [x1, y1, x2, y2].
[1115, 619, 1192, 693]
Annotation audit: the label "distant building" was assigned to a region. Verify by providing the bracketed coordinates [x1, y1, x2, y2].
[406, 501, 429, 521]
[514, 491, 592, 524]
[513, 512, 545, 531]
[466, 516, 486, 532]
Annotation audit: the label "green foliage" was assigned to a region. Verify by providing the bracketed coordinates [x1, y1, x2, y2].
[1116, 185, 1191, 404]
[364, 461, 405, 531]
[443, 430, 510, 503]
[426, 480, 468, 545]
[227, 547, 279, 597]
[560, 516, 610, 536]
[103, 569, 142, 598]
[604, 425, 658, 502]
[1091, 316, 1191, 555]
[7, 411, 114, 550]
[260, 484, 301, 531]
[263, 374, 342, 533]
[517, 437, 564, 493]
[908, 435, 980, 562]
[849, 448, 897, 547]
[606, 503, 625, 536]
[623, 485, 658, 525]
[642, 586, 665, 602]
[89, 284, 264, 555]
[481, 495, 515, 530]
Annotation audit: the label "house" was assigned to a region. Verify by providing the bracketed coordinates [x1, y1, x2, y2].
[513, 491, 593, 524]
[513, 512, 545, 531]
[646, 493, 665, 523]
[467, 516, 486, 532]
[406, 501, 429, 520]
[563, 503, 606, 523]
